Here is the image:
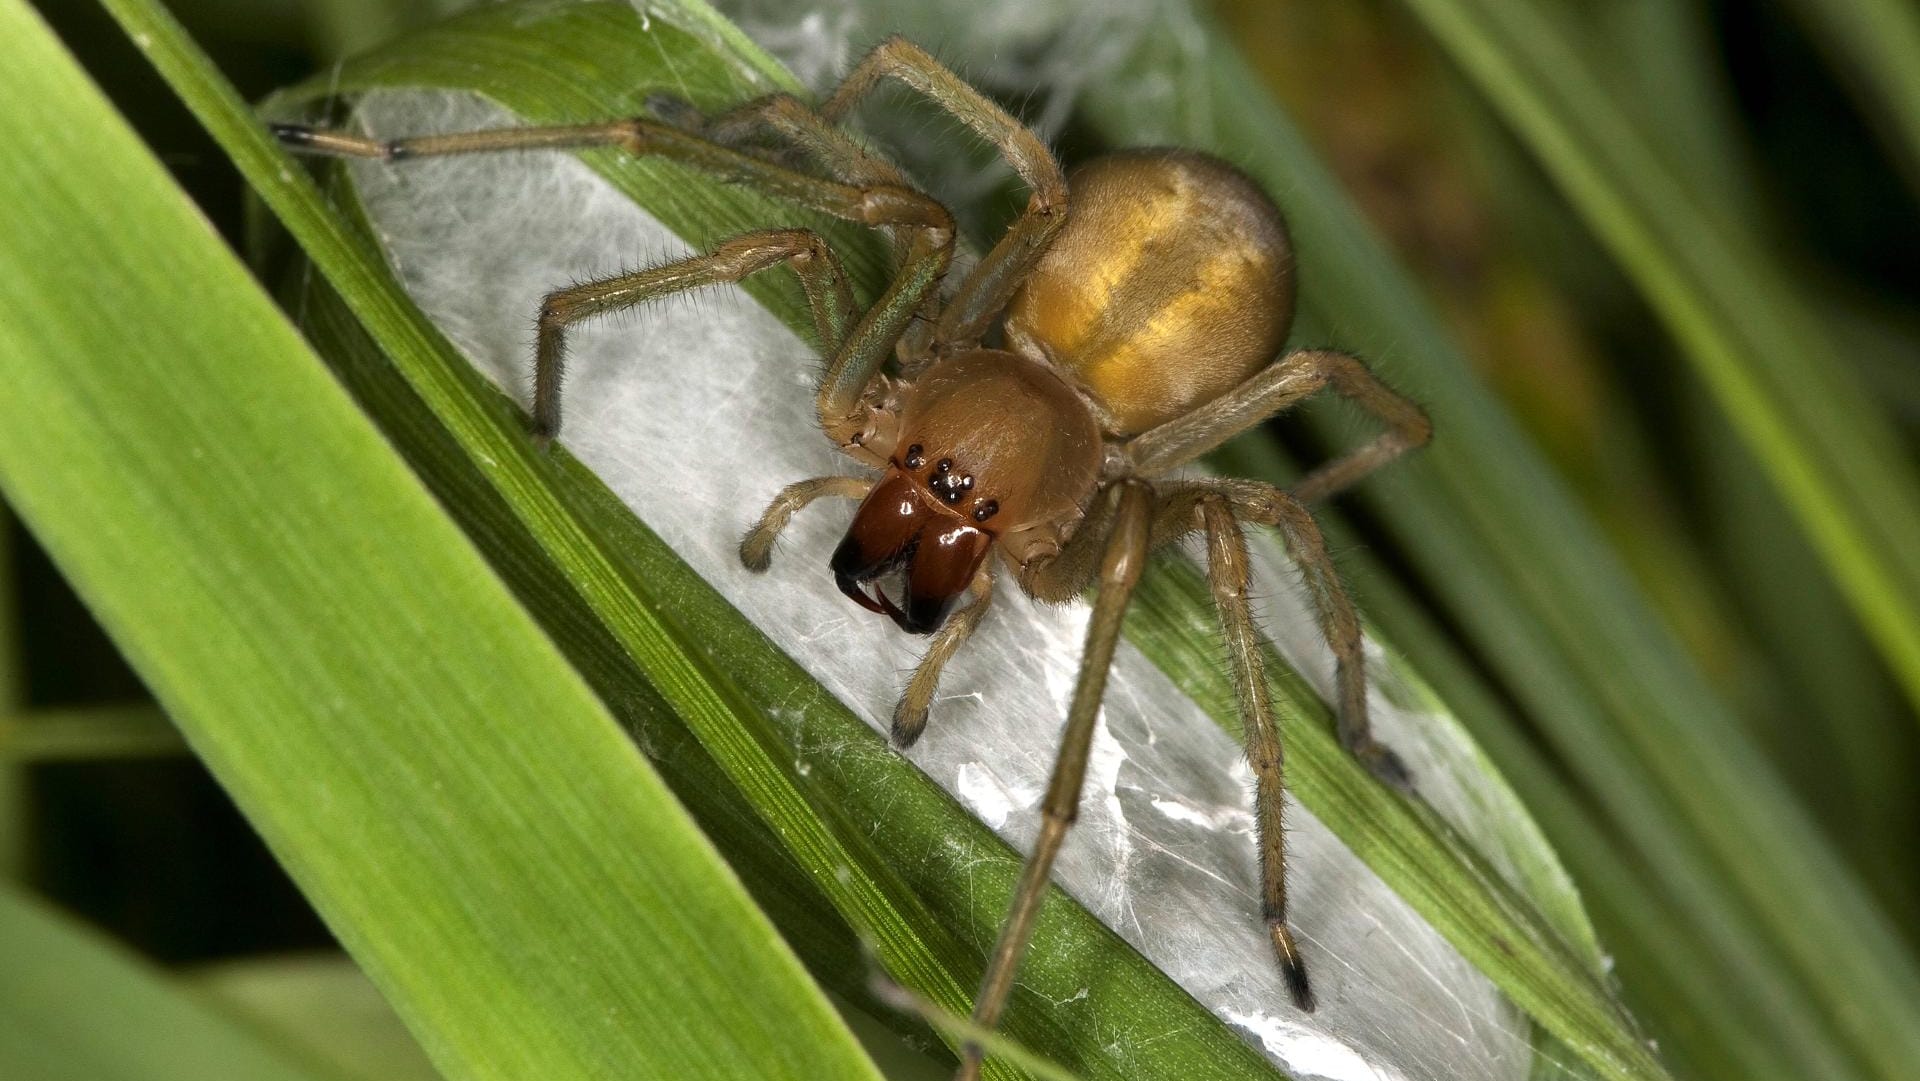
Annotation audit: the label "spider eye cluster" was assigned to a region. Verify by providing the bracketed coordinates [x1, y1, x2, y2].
[904, 444, 999, 522]
[930, 457, 973, 504]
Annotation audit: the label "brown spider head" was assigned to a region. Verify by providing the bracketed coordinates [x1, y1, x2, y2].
[831, 350, 1102, 634]
[831, 469, 991, 634]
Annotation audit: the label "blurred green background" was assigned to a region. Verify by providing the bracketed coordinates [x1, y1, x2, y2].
[6, 0, 1919, 1079]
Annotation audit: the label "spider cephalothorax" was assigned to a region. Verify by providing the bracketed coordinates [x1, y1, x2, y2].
[834, 348, 1099, 631]
[277, 35, 1429, 1081]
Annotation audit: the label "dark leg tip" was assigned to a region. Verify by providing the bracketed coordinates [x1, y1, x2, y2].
[1353, 739, 1414, 794]
[644, 92, 704, 130]
[738, 536, 772, 573]
[1268, 920, 1317, 1013]
[890, 701, 927, 749]
[1281, 957, 1318, 1013]
[269, 122, 315, 147]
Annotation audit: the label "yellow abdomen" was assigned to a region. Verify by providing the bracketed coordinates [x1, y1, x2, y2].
[1003, 150, 1295, 435]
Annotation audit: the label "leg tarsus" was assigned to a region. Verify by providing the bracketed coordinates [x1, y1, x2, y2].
[1344, 731, 1413, 793]
[890, 699, 929, 749]
[1268, 919, 1317, 1013]
[890, 568, 993, 747]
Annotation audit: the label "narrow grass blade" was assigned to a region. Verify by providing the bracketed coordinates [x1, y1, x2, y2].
[0, 705, 183, 762]
[1779, 0, 1920, 195]
[0, 511, 23, 881]
[191, 955, 443, 1081]
[1379, 0, 1920, 1074]
[1393, 0, 1920, 726]
[0, 5, 886, 1079]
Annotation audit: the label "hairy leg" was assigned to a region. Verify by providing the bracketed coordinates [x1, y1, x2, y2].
[819, 36, 1070, 350]
[1010, 498, 1115, 605]
[273, 116, 948, 234]
[1196, 496, 1315, 1010]
[1147, 477, 1409, 789]
[1126, 349, 1431, 499]
[679, 90, 950, 364]
[527, 230, 855, 445]
[275, 116, 957, 444]
[956, 481, 1152, 1081]
[696, 91, 908, 188]
[1189, 480, 1411, 789]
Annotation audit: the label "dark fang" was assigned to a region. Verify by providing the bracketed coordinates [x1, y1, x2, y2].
[831, 474, 990, 636]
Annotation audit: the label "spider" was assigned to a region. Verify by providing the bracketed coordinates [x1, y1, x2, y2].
[276, 35, 1430, 1079]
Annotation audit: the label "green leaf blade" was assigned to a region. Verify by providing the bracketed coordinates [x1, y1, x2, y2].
[0, 5, 883, 1079]
[0, 887, 339, 1081]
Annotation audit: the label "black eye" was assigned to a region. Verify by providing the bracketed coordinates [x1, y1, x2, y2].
[935, 458, 952, 474]
[904, 444, 925, 469]
[972, 500, 999, 523]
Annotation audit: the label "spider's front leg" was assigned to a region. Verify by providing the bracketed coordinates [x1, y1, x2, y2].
[955, 481, 1151, 1081]
[273, 111, 956, 442]
[530, 229, 855, 445]
[654, 38, 1081, 364]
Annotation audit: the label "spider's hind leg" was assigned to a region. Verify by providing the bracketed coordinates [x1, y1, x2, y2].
[1128, 349, 1431, 488]
[1195, 494, 1317, 1012]
[1195, 480, 1412, 790]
